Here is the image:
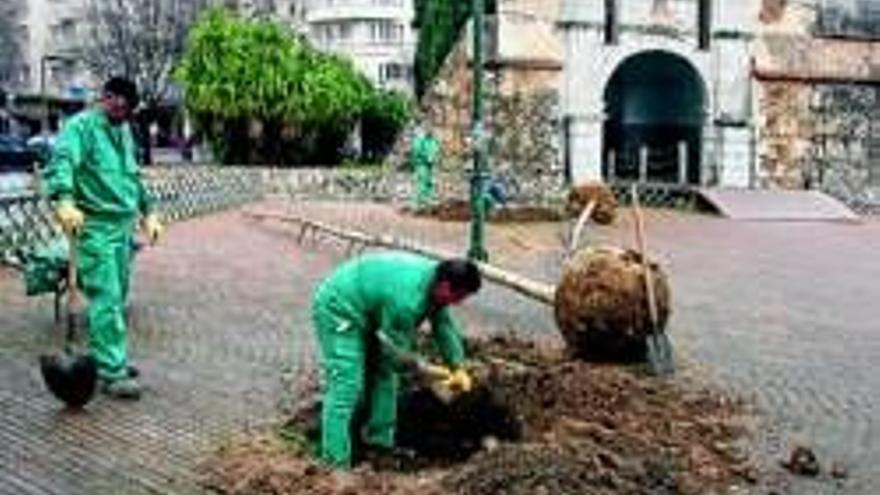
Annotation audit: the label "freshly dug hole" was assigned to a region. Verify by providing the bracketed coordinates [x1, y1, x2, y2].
[203, 336, 753, 495]
[554, 245, 671, 362]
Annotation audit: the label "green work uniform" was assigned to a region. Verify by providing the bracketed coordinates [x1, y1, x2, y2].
[311, 252, 466, 467]
[410, 132, 440, 208]
[42, 108, 152, 382]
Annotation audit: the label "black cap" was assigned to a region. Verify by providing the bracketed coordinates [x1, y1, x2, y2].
[103, 77, 139, 108]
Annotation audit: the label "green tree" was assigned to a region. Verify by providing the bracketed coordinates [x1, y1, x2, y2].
[413, 0, 495, 96]
[360, 90, 412, 162]
[175, 9, 371, 164]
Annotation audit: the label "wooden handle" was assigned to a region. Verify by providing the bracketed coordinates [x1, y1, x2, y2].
[568, 199, 596, 255]
[630, 185, 659, 329]
[245, 209, 557, 306]
[65, 233, 81, 345]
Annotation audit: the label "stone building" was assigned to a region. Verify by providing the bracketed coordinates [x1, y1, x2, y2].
[753, 0, 880, 210]
[560, 0, 756, 187]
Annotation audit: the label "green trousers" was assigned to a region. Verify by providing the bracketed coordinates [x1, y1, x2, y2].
[77, 215, 136, 382]
[413, 162, 435, 208]
[312, 296, 399, 468]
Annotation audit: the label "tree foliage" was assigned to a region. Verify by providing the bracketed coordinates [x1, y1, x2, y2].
[360, 90, 412, 162]
[80, 0, 209, 106]
[175, 9, 409, 165]
[413, 0, 495, 97]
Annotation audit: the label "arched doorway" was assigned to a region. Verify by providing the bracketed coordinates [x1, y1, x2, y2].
[603, 50, 706, 184]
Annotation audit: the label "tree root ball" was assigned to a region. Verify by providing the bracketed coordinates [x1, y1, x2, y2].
[566, 182, 618, 225]
[553, 245, 672, 362]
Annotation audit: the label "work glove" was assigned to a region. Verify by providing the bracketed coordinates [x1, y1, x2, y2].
[141, 213, 163, 245]
[417, 362, 453, 381]
[426, 366, 473, 404]
[442, 368, 473, 394]
[54, 201, 84, 235]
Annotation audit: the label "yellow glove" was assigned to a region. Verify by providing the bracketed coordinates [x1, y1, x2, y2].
[54, 201, 84, 235]
[142, 214, 163, 245]
[444, 368, 473, 394]
[418, 362, 453, 380]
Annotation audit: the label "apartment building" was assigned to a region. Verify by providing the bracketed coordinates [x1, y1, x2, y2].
[306, 0, 417, 93]
[7, 0, 90, 98]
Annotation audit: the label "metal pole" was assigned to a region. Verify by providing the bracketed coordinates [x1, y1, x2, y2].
[40, 56, 48, 134]
[678, 140, 688, 184]
[607, 149, 616, 181]
[639, 145, 648, 183]
[468, 0, 488, 261]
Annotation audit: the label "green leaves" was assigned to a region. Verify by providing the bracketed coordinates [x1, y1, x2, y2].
[175, 9, 370, 128]
[174, 9, 412, 164]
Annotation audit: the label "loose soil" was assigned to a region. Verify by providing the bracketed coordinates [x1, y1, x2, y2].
[202, 335, 760, 495]
[402, 200, 565, 223]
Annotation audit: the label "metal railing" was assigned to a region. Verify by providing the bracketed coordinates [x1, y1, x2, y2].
[0, 166, 265, 266]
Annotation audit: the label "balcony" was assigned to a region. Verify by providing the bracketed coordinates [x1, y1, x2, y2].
[306, 0, 410, 24]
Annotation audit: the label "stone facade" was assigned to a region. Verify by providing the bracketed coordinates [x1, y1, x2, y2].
[263, 166, 567, 205]
[391, 0, 565, 184]
[559, 0, 757, 187]
[753, 0, 880, 210]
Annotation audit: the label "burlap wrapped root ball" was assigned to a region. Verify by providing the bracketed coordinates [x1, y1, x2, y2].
[566, 181, 618, 225]
[554, 245, 671, 363]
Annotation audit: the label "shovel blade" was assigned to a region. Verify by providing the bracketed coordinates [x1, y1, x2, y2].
[645, 332, 675, 376]
[39, 353, 99, 408]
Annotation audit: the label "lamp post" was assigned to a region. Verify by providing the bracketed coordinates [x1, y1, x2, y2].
[467, 0, 488, 261]
[39, 54, 73, 134]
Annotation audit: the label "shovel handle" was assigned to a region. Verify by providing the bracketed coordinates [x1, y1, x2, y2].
[630, 185, 659, 329]
[65, 233, 80, 345]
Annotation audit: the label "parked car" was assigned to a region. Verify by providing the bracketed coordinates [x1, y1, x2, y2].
[0, 135, 38, 173]
[26, 134, 57, 164]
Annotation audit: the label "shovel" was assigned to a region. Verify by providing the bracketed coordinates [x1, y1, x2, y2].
[630, 185, 675, 376]
[39, 233, 98, 408]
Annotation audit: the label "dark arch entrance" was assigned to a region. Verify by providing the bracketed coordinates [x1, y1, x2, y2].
[603, 50, 706, 184]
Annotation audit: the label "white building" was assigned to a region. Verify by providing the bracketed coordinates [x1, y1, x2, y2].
[14, 0, 91, 99]
[559, 0, 757, 187]
[306, 0, 417, 93]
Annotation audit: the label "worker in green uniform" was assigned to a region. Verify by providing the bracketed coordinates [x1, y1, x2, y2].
[43, 77, 163, 400]
[410, 123, 441, 208]
[312, 251, 481, 467]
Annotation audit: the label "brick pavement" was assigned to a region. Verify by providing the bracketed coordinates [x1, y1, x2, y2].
[1, 199, 878, 494]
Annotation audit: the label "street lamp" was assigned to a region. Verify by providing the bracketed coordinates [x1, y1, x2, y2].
[467, 0, 488, 262]
[40, 54, 74, 134]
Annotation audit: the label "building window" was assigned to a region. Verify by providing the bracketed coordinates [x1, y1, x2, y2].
[378, 62, 410, 82]
[816, 0, 880, 39]
[370, 20, 402, 42]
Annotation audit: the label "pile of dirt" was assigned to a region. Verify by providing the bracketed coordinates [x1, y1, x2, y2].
[554, 245, 672, 362]
[203, 335, 754, 495]
[402, 200, 564, 223]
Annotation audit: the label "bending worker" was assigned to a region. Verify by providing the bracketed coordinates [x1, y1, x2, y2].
[312, 251, 481, 467]
[43, 77, 163, 400]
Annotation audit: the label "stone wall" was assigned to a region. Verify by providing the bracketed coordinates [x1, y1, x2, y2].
[262, 166, 567, 206]
[389, 7, 564, 185]
[754, 0, 880, 209]
[756, 82, 880, 210]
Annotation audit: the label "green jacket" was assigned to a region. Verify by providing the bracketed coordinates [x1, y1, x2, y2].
[410, 132, 440, 168]
[315, 252, 466, 367]
[43, 108, 152, 217]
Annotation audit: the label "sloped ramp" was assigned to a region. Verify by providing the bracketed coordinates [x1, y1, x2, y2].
[697, 188, 859, 222]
